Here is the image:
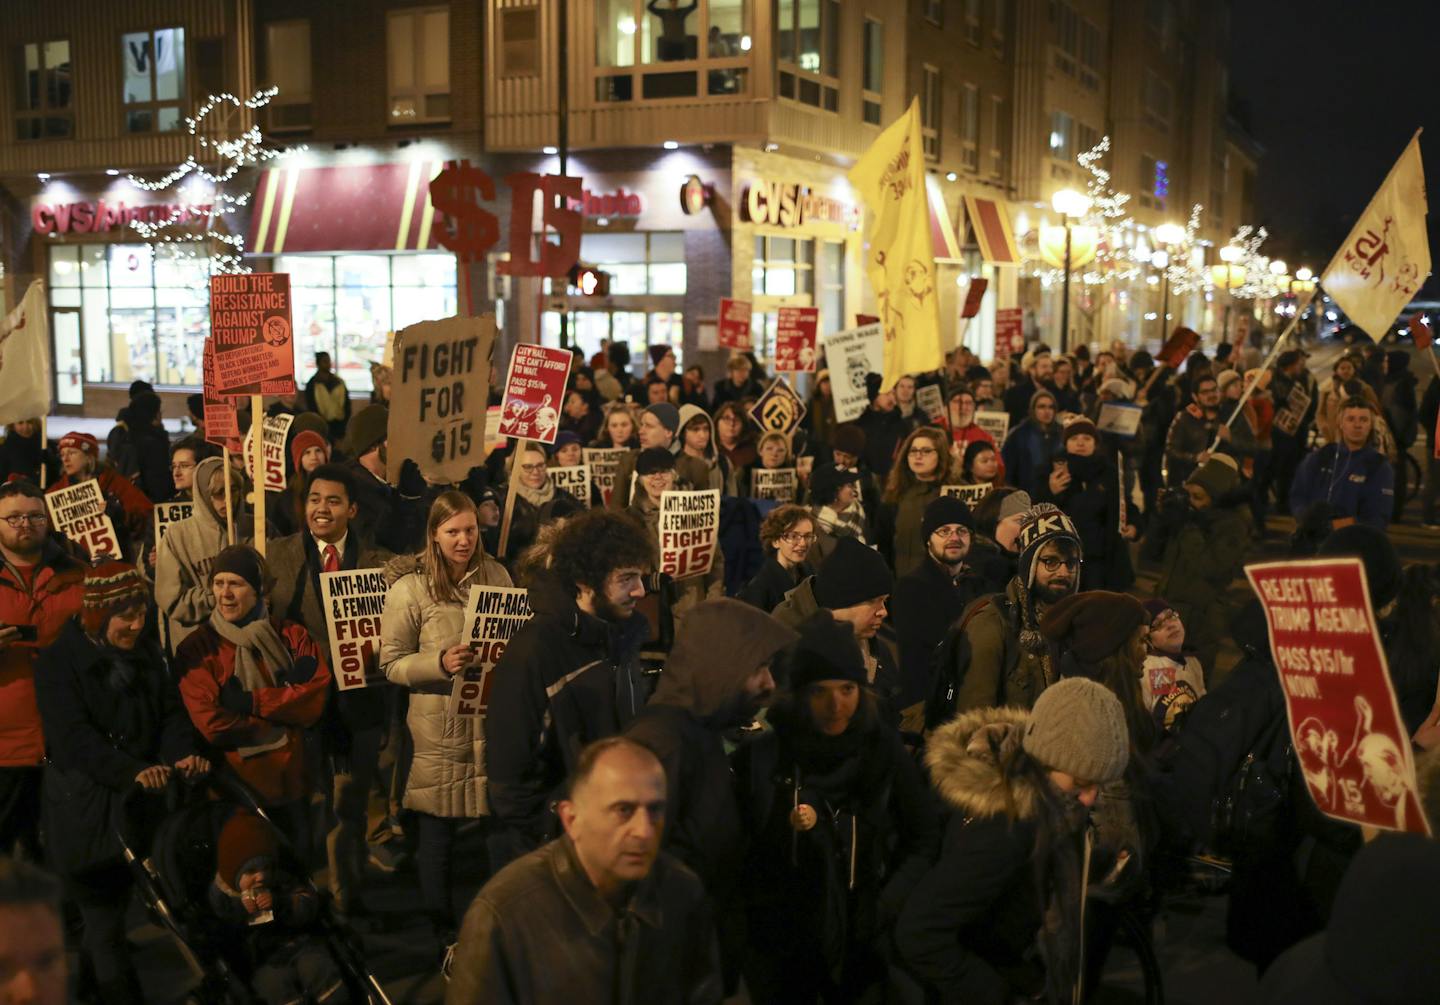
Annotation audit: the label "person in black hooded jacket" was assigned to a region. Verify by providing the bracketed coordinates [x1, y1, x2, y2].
[1038, 417, 1135, 590]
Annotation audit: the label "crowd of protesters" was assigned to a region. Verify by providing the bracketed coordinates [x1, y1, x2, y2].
[1, 332, 1439, 1005]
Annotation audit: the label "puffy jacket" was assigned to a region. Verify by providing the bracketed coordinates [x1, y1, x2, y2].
[177, 617, 330, 805]
[0, 542, 84, 766]
[380, 551, 512, 818]
[1288, 442, 1395, 529]
[156, 456, 246, 653]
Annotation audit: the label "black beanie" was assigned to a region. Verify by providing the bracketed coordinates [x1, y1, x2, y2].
[813, 537, 892, 609]
[635, 446, 676, 476]
[922, 495, 975, 541]
[211, 545, 265, 595]
[788, 612, 867, 690]
[1317, 524, 1403, 609]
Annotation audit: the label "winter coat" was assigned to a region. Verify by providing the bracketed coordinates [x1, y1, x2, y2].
[128, 422, 176, 502]
[1001, 417, 1062, 498]
[1163, 404, 1220, 486]
[736, 555, 809, 614]
[177, 617, 330, 805]
[343, 457, 426, 555]
[896, 708, 1085, 1005]
[445, 837, 722, 1005]
[1039, 452, 1133, 590]
[1288, 442, 1395, 529]
[1143, 496, 1251, 670]
[502, 489, 584, 563]
[485, 573, 651, 845]
[34, 619, 197, 874]
[379, 551, 512, 818]
[893, 555, 985, 710]
[677, 404, 729, 494]
[47, 464, 153, 551]
[878, 479, 946, 577]
[606, 448, 713, 510]
[856, 407, 908, 477]
[0, 542, 84, 766]
[771, 576, 903, 719]
[711, 375, 766, 410]
[268, 531, 394, 742]
[0, 427, 54, 486]
[304, 370, 351, 438]
[156, 456, 245, 653]
[1421, 376, 1440, 449]
[629, 493, 724, 626]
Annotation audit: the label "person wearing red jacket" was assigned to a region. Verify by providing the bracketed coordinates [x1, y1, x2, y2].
[47, 431, 154, 555]
[177, 545, 330, 849]
[0, 479, 84, 857]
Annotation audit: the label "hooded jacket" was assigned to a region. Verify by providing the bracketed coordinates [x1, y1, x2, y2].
[156, 456, 250, 653]
[677, 403, 728, 494]
[1000, 394, 1062, 498]
[0, 540, 84, 766]
[379, 550, 512, 818]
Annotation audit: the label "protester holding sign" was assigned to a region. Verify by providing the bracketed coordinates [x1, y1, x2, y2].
[629, 450, 723, 627]
[379, 491, 512, 956]
[47, 432, 152, 556]
[606, 403, 708, 511]
[504, 443, 584, 562]
[156, 456, 249, 654]
[342, 404, 427, 555]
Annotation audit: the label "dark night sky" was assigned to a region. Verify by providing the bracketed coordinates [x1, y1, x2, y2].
[1229, 1, 1440, 295]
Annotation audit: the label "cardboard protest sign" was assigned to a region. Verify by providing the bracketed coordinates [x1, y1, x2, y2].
[659, 489, 720, 581]
[550, 465, 591, 505]
[389, 315, 496, 486]
[484, 405, 506, 456]
[201, 338, 241, 452]
[583, 447, 629, 507]
[1272, 384, 1313, 438]
[941, 483, 992, 506]
[498, 343, 570, 445]
[719, 297, 753, 350]
[319, 569, 390, 691]
[916, 384, 946, 423]
[974, 410, 1010, 445]
[1246, 558, 1429, 835]
[1096, 402, 1143, 438]
[751, 468, 797, 503]
[1156, 326, 1200, 369]
[820, 322, 885, 423]
[774, 307, 819, 373]
[994, 308, 1024, 360]
[152, 501, 193, 544]
[45, 480, 119, 558]
[241, 414, 295, 493]
[449, 585, 534, 717]
[748, 378, 807, 437]
[208, 273, 296, 396]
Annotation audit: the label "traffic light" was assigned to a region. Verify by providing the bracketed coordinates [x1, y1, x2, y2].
[568, 262, 611, 296]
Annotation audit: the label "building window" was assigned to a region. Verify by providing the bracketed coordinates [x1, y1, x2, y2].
[499, 6, 540, 77]
[1077, 18, 1101, 90]
[964, 0, 982, 45]
[1076, 121, 1100, 159]
[387, 6, 450, 123]
[752, 234, 814, 298]
[923, 0, 943, 25]
[776, 0, 840, 111]
[921, 65, 941, 160]
[1050, 2, 1100, 90]
[264, 21, 312, 131]
[122, 28, 185, 133]
[1048, 110, 1073, 162]
[990, 0, 1007, 54]
[595, 0, 751, 103]
[15, 41, 72, 140]
[1142, 69, 1172, 131]
[988, 94, 1004, 177]
[1139, 153, 1168, 210]
[817, 239, 846, 335]
[861, 18, 883, 125]
[961, 84, 979, 171]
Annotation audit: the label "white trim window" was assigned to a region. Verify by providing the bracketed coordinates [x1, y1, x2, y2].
[921, 64, 941, 161]
[961, 84, 979, 171]
[122, 27, 185, 133]
[264, 20, 312, 131]
[387, 6, 450, 124]
[16, 39, 72, 140]
[776, 0, 840, 112]
[861, 17, 883, 126]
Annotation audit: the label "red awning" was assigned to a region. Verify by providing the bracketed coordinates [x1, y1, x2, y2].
[963, 195, 1021, 266]
[247, 161, 445, 254]
[927, 182, 963, 262]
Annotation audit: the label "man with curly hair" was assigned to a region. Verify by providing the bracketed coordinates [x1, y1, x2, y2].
[485, 508, 659, 868]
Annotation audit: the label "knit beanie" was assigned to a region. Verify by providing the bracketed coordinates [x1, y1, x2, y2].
[1039, 591, 1147, 664]
[808, 463, 861, 507]
[549, 430, 583, 455]
[1062, 416, 1097, 443]
[997, 490, 1033, 522]
[1217, 369, 1243, 394]
[289, 411, 330, 442]
[211, 545, 265, 595]
[1022, 677, 1130, 784]
[831, 423, 867, 457]
[648, 345, 672, 368]
[82, 559, 149, 635]
[1141, 597, 1173, 626]
[644, 402, 680, 435]
[216, 810, 279, 887]
[344, 404, 389, 457]
[1185, 454, 1239, 502]
[1015, 504, 1081, 587]
[1317, 524, 1403, 610]
[788, 611, 867, 690]
[635, 446, 676, 476]
[813, 537, 892, 610]
[58, 431, 99, 458]
[922, 495, 974, 541]
[288, 430, 328, 474]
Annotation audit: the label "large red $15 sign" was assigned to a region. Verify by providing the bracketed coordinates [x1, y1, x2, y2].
[429, 160, 582, 278]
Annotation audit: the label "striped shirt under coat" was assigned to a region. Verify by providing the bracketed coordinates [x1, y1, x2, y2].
[380, 552, 513, 818]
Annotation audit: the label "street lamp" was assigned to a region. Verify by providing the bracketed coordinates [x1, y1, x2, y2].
[1052, 188, 1093, 350]
[1212, 244, 1246, 342]
[1151, 221, 1185, 337]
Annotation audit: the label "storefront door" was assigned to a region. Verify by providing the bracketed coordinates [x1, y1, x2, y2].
[52, 309, 83, 407]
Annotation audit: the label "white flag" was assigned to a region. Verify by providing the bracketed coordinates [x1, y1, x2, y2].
[0, 280, 51, 427]
[1321, 131, 1430, 341]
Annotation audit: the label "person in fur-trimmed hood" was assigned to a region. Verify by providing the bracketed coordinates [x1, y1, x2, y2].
[896, 678, 1130, 1005]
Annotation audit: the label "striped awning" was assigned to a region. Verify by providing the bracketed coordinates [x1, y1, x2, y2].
[927, 181, 963, 262]
[248, 160, 445, 255]
[963, 195, 1021, 266]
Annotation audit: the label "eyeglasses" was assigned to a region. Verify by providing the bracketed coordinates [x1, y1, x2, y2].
[518, 463, 548, 473]
[1037, 556, 1082, 571]
[781, 532, 817, 545]
[933, 527, 971, 540]
[1, 514, 47, 528]
[908, 446, 938, 457]
[171, 461, 196, 472]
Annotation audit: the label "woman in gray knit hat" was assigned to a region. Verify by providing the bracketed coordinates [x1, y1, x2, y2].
[896, 677, 1130, 1005]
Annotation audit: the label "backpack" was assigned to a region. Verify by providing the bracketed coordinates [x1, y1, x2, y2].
[923, 593, 1016, 731]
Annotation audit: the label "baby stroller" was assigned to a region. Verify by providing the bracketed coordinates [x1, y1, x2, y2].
[117, 770, 393, 1005]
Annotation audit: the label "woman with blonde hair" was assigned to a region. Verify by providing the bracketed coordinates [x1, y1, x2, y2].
[591, 401, 640, 449]
[878, 426, 959, 576]
[380, 490, 512, 959]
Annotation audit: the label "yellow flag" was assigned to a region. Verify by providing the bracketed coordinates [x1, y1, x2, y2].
[1321, 131, 1430, 341]
[849, 98, 943, 391]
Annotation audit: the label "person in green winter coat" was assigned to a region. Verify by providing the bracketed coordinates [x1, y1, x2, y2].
[877, 426, 960, 576]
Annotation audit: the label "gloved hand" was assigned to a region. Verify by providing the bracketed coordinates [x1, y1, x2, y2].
[282, 656, 319, 685]
[218, 677, 253, 717]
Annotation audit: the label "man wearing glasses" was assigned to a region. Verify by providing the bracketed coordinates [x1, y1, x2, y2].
[0, 480, 84, 857]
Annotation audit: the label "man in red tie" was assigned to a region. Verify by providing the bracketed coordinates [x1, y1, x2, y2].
[267, 463, 397, 920]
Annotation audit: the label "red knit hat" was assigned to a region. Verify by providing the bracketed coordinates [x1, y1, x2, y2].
[289, 429, 329, 474]
[215, 810, 279, 886]
[82, 558, 148, 635]
[58, 431, 99, 458]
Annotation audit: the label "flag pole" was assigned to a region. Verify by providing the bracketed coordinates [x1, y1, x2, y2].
[1208, 290, 1316, 452]
[497, 438, 527, 561]
[37, 416, 47, 489]
[249, 396, 266, 556]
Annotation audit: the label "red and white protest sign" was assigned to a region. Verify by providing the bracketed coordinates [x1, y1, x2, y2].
[1247, 558, 1430, 835]
[719, 298, 752, 350]
[201, 338, 241, 452]
[774, 306, 819, 373]
[498, 343, 570, 445]
[208, 273, 296, 396]
[319, 569, 390, 691]
[659, 489, 720, 581]
[241, 413, 294, 493]
[994, 308, 1024, 360]
[961, 278, 989, 319]
[45, 480, 119, 559]
[449, 585, 534, 717]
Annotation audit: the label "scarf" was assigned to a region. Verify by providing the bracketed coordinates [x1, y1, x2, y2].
[1014, 579, 1058, 688]
[815, 505, 868, 544]
[208, 604, 293, 758]
[516, 476, 557, 509]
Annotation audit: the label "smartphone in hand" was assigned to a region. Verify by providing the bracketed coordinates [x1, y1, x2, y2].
[0, 624, 39, 642]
